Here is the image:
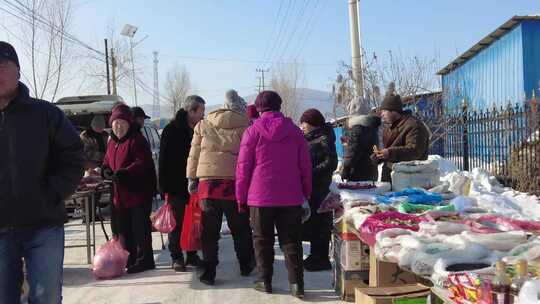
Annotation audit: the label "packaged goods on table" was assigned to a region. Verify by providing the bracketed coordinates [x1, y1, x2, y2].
[375, 187, 444, 205]
[391, 159, 441, 191]
[398, 201, 455, 214]
[359, 212, 426, 247]
[460, 230, 528, 251]
[503, 237, 540, 264]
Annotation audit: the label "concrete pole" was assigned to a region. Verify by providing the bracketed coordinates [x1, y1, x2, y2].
[111, 48, 118, 96]
[129, 38, 138, 106]
[348, 0, 365, 113]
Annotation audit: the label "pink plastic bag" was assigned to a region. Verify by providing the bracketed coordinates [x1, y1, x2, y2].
[152, 196, 177, 233]
[92, 238, 129, 279]
[359, 211, 426, 246]
[475, 215, 540, 233]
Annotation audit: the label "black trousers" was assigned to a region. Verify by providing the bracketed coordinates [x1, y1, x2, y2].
[250, 206, 303, 284]
[111, 203, 155, 268]
[201, 199, 254, 268]
[167, 194, 197, 261]
[302, 211, 332, 259]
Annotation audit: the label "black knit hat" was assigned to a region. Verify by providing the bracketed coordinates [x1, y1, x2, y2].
[380, 94, 403, 112]
[0, 41, 19, 68]
[255, 90, 282, 113]
[300, 108, 325, 127]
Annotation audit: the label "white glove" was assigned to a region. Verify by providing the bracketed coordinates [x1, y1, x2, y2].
[301, 199, 311, 223]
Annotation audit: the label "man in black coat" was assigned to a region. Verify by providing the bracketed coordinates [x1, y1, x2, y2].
[300, 109, 338, 272]
[341, 114, 381, 181]
[0, 41, 84, 303]
[159, 96, 205, 271]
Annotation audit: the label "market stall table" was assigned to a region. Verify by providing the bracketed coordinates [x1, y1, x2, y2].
[64, 183, 111, 264]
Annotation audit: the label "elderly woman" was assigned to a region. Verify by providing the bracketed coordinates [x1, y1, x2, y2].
[236, 91, 312, 299]
[186, 90, 255, 286]
[299, 109, 338, 272]
[102, 104, 157, 274]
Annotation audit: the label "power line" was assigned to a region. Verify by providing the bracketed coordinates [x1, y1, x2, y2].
[275, 0, 310, 64]
[258, 0, 284, 65]
[2, 0, 104, 56]
[292, 0, 325, 61]
[158, 53, 334, 66]
[264, 0, 294, 69]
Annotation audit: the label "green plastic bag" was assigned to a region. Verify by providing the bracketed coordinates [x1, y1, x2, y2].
[398, 202, 455, 214]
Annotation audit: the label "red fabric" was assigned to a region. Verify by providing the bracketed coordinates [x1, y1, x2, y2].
[180, 193, 202, 251]
[198, 179, 236, 201]
[103, 130, 157, 208]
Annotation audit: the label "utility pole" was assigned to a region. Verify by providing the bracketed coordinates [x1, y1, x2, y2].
[105, 39, 111, 95]
[152, 51, 160, 121]
[129, 38, 138, 106]
[348, 0, 366, 114]
[256, 68, 270, 93]
[111, 48, 118, 95]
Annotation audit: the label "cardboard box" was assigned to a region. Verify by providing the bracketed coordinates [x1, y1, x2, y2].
[369, 247, 419, 287]
[332, 232, 370, 271]
[333, 261, 369, 302]
[354, 284, 430, 304]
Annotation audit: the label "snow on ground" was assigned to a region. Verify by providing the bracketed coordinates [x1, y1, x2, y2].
[63, 220, 341, 304]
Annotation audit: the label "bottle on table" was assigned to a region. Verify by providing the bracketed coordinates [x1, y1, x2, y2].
[492, 261, 512, 304]
[511, 259, 529, 296]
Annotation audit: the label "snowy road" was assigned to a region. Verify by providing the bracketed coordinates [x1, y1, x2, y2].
[62, 220, 342, 304]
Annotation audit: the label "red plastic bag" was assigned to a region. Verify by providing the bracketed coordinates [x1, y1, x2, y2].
[359, 211, 426, 246]
[152, 195, 177, 233]
[180, 193, 202, 251]
[92, 238, 129, 279]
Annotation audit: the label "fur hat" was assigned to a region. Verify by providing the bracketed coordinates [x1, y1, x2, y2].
[223, 89, 247, 113]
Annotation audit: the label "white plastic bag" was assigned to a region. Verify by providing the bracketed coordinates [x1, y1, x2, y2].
[517, 279, 540, 304]
[451, 196, 478, 212]
[460, 230, 528, 251]
[419, 221, 470, 236]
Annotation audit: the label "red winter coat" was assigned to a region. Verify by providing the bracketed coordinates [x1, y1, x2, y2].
[103, 128, 157, 208]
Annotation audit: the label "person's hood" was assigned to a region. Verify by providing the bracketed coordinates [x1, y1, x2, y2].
[348, 114, 382, 128]
[207, 108, 249, 129]
[253, 111, 297, 142]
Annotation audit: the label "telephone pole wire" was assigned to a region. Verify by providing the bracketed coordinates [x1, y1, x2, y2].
[256, 68, 270, 93]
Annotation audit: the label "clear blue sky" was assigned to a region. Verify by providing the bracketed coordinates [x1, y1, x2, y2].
[2, 0, 540, 108]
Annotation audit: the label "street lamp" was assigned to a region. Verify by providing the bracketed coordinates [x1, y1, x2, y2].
[121, 24, 139, 106]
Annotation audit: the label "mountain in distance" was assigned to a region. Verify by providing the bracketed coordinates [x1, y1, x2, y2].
[142, 88, 345, 126]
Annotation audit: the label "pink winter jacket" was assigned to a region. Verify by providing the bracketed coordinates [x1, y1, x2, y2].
[235, 111, 312, 208]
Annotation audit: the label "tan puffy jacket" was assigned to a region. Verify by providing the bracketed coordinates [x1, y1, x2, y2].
[187, 109, 249, 179]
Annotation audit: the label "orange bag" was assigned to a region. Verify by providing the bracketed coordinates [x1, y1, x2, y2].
[180, 193, 202, 251]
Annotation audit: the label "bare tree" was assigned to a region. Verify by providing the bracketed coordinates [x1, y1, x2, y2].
[333, 50, 439, 117]
[165, 64, 191, 114]
[270, 63, 304, 121]
[11, 0, 74, 102]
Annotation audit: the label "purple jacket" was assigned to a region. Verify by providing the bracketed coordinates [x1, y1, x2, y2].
[236, 111, 312, 208]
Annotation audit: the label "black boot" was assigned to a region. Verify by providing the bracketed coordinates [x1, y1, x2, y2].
[127, 261, 156, 274]
[185, 253, 204, 268]
[290, 282, 305, 299]
[304, 256, 332, 272]
[172, 259, 186, 272]
[240, 259, 256, 277]
[199, 266, 216, 286]
[254, 279, 272, 294]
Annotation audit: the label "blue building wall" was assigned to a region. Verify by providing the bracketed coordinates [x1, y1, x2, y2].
[442, 24, 525, 112]
[522, 20, 540, 99]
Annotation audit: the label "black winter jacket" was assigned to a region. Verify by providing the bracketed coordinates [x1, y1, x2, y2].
[158, 109, 193, 200]
[305, 123, 338, 208]
[341, 114, 381, 182]
[0, 83, 84, 229]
